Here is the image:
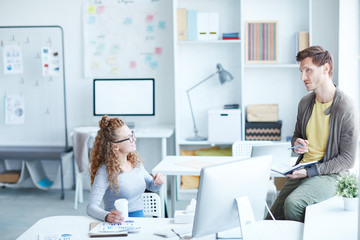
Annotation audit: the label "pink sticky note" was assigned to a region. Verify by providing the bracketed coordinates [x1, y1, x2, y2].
[146, 14, 154, 22]
[154, 47, 162, 55]
[129, 61, 136, 69]
[97, 6, 105, 13]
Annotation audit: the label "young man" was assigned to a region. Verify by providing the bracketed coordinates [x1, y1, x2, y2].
[267, 46, 359, 222]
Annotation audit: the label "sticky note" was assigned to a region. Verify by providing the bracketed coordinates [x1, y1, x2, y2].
[146, 14, 154, 22]
[154, 47, 162, 55]
[146, 25, 155, 32]
[158, 21, 166, 29]
[124, 18, 132, 25]
[97, 5, 105, 13]
[88, 6, 96, 14]
[112, 66, 120, 74]
[92, 62, 100, 69]
[107, 56, 116, 65]
[129, 61, 136, 69]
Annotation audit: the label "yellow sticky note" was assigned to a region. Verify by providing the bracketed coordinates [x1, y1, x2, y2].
[112, 66, 120, 74]
[107, 56, 116, 65]
[92, 62, 100, 69]
[88, 6, 96, 14]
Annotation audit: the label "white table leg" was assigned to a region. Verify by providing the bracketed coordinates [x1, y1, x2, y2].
[170, 175, 177, 218]
[161, 137, 166, 159]
[159, 175, 167, 218]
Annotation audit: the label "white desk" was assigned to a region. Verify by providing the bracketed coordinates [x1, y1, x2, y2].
[152, 156, 297, 218]
[303, 196, 358, 240]
[17, 216, 213, 240]
[152, 156, 244, 217]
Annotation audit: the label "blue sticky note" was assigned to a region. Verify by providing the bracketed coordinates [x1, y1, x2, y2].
[158, 21, 166, 29]
[146, 25, 155, 32]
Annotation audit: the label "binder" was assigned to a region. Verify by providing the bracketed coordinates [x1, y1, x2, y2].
[208, 12, 219, 40]
[187, 10, 197, 41]
[177, 8, 187, 41]
[298, 32, 309, 51]
[197, 12, 209, 40]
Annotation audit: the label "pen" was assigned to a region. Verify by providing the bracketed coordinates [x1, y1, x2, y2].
[288, 144, 304, 150]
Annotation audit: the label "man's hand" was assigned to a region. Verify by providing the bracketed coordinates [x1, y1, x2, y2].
[293, 138, 310, 154]
[286, 168, 308, 179]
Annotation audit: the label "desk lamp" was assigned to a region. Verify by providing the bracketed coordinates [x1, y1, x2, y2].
[186, 63, 233, 141]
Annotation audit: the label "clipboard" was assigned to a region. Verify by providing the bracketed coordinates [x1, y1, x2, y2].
[89, 222, 128, 238]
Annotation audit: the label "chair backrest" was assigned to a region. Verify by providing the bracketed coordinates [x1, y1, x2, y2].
[232, 141, 273, 158]
[142, 192, 161, 217]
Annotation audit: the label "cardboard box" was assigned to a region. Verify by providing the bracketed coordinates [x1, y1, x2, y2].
[0, 170, 21, 183]
[247, 104, 278, 122]
[245, 121, 282, 141]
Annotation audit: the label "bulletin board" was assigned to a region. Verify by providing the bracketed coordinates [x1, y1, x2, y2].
[0, 26, 68, 147]
[83, 0, 170, 78]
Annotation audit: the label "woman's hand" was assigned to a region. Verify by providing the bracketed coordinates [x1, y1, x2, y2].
[105, 210, 124, 223]
[293, 138, 310, 154]
[153, 173, 165, 186]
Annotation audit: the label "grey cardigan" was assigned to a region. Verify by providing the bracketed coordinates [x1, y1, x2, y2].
[291, 87, 359, 177]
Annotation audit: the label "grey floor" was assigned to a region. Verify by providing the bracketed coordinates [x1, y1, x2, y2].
[0, 187, 90, 240]
[0, 187, 189, 240]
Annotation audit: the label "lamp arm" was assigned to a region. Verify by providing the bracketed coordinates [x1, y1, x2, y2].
[186, 71, 219, 92]
[185, 71, 219, 137]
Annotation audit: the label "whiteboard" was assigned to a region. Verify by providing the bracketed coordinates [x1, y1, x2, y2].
[83, 0, 170, 78]
[0, 26, 68, 147]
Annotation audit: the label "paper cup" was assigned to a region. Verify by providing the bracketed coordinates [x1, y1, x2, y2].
[114, 198, 128, 219]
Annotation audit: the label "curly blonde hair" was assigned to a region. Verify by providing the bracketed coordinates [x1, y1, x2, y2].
[90, 115, 141, 191]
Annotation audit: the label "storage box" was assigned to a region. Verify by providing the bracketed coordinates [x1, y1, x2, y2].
[0, 170, 21, 183]
[245, 121, 282, 141]
[247, 104, 278, 122]
[208, 109, 241, 143]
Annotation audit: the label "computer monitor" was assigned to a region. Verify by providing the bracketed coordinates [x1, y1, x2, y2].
[93, 78, 155, 116]
[251, 142, 291, 164]
[192, 155, 272, 238]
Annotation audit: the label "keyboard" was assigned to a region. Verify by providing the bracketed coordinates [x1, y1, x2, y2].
[154, 225, 193, 238]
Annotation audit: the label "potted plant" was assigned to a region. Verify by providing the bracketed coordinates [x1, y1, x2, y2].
[336, 172, 359, 211]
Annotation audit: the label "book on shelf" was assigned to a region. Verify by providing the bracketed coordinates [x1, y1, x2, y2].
[271, 160, 318, 175]
[295, 31, 309, 61]
[177, 8, 187, 41]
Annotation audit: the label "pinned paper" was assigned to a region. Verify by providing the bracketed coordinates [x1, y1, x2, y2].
[88, 16, 96, 24]
[123, 18, 132, 25]
[146, 25, 155, 33]
[92, 61, 100, 69]
[2, 44, 23, 75]
[41, 47, 61, 76]
[5, 94, 25, 124]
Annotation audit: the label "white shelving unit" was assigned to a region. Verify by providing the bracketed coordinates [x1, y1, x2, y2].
[172, 0, 315, 200]
[173, 0, 242, 155]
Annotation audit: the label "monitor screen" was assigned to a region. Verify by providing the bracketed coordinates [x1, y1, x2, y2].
[93, 78, 155, 116]
[192, 156, 272, 238]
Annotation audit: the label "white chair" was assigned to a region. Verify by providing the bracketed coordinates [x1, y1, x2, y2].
[236, 196, 304, 240]
[232, 141, 277, 208]
[142, 192, 161, 217]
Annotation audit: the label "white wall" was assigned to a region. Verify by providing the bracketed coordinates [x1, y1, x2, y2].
[0, 0, 175, 188]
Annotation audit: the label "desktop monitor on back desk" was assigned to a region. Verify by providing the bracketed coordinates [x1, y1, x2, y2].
[191, 156, 272, 238]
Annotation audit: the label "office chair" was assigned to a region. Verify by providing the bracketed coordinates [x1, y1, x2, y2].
[231, 141, 277, 208]
[142, 192, 161, 217]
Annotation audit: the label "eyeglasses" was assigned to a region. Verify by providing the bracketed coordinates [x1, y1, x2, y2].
[114, 131, 135, 143]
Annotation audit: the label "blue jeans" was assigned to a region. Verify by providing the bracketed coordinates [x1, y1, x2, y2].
[129, 209, 144, 217]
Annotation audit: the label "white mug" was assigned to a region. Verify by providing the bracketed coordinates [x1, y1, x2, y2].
[114, 198, 129, 219]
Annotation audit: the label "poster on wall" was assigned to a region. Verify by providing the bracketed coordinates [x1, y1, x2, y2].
[2, 44, 24, 75]
[83, 0, 169, 77]
[4, 94, 25, 124]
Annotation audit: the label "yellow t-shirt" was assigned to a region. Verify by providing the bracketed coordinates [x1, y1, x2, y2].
[301, 98, 333, 163]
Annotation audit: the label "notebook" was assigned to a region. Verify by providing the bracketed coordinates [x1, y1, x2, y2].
[251, 142, 291, 165]
[89, 222, 128, 238]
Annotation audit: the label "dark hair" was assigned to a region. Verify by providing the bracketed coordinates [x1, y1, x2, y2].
[296, 46, 334, 77]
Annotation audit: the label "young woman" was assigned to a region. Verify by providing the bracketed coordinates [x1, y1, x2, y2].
[86, 116, 164, 223]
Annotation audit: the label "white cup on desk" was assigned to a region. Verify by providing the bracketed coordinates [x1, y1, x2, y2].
[114, 198, 128, 220]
